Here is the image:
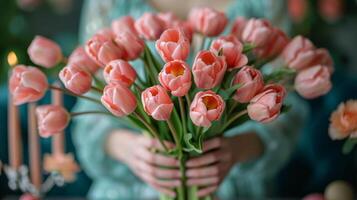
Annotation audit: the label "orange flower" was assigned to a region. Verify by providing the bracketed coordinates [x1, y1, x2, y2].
[329, 100, 357, 140]
[43, 153, 80, 182]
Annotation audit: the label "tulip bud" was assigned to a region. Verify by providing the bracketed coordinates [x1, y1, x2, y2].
[36, 105, 70, 137]
[247, 84, 286, 123]
[141, 85, 174, 121]
[232, 66, 264, 103]
[59, 64, 92, 95]
[190, 90, 225, 127]
[159, 60, 192, 96]
[9, 65, 48, 105]
[27, 35, 63, 68]
[103, 59, 137, 87]
[192, 50, 226, 89]
[101, 84, 137, 117]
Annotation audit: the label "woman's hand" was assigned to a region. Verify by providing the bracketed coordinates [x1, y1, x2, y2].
[106, 130, 180, 197]
[185, 134, 264, 197]
[184, 137, 235, 197]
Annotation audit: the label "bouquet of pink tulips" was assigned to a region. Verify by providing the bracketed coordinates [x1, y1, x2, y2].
[9, 7, 334, 199]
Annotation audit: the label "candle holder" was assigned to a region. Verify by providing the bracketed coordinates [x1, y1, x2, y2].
[3, 164, 65, 197]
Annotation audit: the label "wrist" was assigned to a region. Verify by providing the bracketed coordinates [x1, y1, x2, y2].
[105, 130, 136, 164]
[230, 132, 264, 164]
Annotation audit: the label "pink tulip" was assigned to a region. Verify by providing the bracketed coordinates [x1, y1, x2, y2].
[101, 84, 137, 117]
[254, 28, 289, 59]
[157, 12, 179, 28]
[294, 65, 332, 99]
[36, 105, 69, 137]
[141, 85, 173, 121]
[135, 13, 165, 40]
[247, 84, 286, 123]
[114, 31, 145, 61]
[157, 12, 193, 42]
[85, 33, 125, 66]
[111, 16, 137, 36]
[288, 0, 309, 22]
[242, 19, 274, 48]
[319, 0, 344, 22]
[302, 194, 325, 200]
[96, 28, 115, 40]
[156, 28, 190, 62]
[159, 60, 192, 96]
[329, 100, 357, 140]
[309, 48, 334, 73]
[190, 90, 225, 127]
[19, 193, 39, 200]
[282, 36, 316, 70]
[233, 66, 264, 103]
[103, 59, 137, 87]
[27, 35, 63, 68]
[231, 16, 248, 41]
[188, 7, 228, 37]
[210, 35, 248, 70]
[16, 0, 41, 11]
[192, 50, 227, 89]
[68, 46, 99, 73]
[9, 65, 48, 105]
[59, 64, 92, 95]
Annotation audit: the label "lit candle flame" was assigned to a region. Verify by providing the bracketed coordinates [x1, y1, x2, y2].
[7, 51, 18, 67]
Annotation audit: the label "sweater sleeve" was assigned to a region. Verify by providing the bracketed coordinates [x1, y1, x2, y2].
[218, 94, 309, 198]
[71, 92, 137, 182]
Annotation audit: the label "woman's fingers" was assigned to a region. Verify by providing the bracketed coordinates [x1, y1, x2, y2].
[186, 150, 224, 167]
[186, 164, 220, 178]
[135, 147, 179, 167]
[186, 177, 220, 186]
[202, 137, 222, 152]
[137, 170, 181, 188]
[197, 185, 218, 197]
[150, 183, 177, 197]
[135, 160, 181, 179]
[138, 136, 176, 150]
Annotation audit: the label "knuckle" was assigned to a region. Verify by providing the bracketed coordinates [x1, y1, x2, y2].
[212, 177, 220, 184]
[212, 166, 219, 175]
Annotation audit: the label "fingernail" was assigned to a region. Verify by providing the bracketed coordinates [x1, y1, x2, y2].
[175, 180, 181, 186]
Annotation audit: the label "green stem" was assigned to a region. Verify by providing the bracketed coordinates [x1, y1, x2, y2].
[221, 110, 248, 131]
[185, 94, 191, 107]
[200, 36, 206, 51]
[91, 86, 103, 94]
[166, 119, 186, 200]
[71, 111, 111, 117]
[141, 57, 157, 85]
[49, 85, 102, 104]
[228, 101, 239, 115]
[178, 97, 187, 137]
[132, 111, 169, 152]
[133, 82, 143, 93]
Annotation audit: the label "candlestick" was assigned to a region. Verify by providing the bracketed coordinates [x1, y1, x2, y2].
[28, 103, 41, 190]
[8, 72, 22, 169]
[51, 83, 65, 156]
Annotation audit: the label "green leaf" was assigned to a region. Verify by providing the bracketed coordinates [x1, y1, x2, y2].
[183, 133, 203, 153]
[170, 108, 183, 140]
[264, 68, 296, 83]
[243, 43, 256, 53]
[218, 83, 242, 100]
[342, 139, 357, 154]
[92, 74, 105, 90]
[281, 104, 292, 114]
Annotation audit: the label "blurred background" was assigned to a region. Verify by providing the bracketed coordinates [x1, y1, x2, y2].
[0, 0, 356, 199]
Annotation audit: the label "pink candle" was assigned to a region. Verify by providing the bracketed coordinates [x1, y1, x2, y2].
[28, 103, 41, 189]
[51, 82, 65, 156]
[8, 76, 22, 169]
